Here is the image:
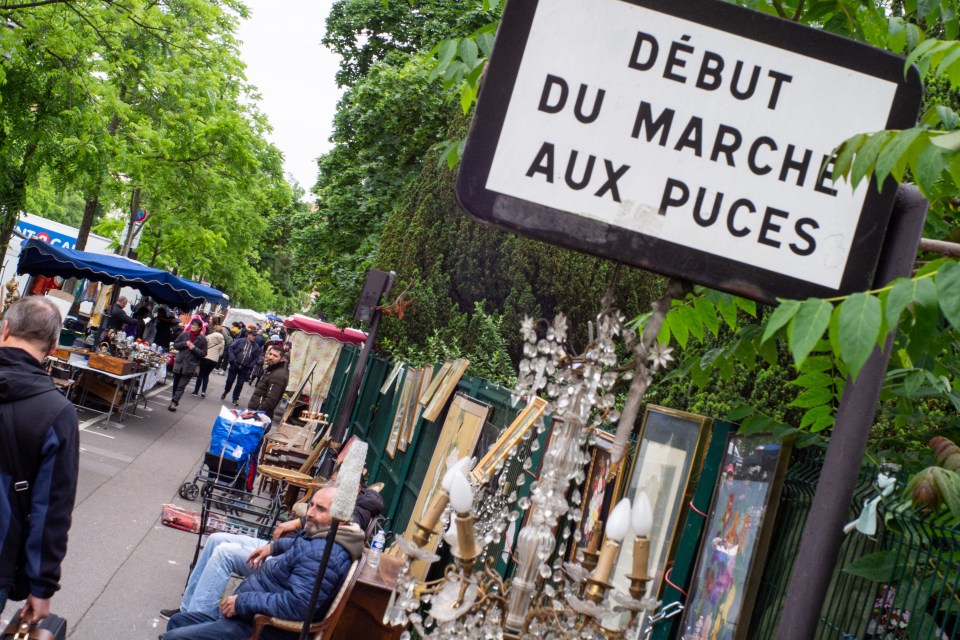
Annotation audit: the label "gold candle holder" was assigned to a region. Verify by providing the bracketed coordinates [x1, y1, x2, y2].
[453, 512, 479, 575]
[626, 573, 650, 601]
[591, 539, 621, 585]
[632, 536, 650, 580]
[584, 576, 612, 604]
[581, 548, 600, 573]
[412, 490, 450, 547]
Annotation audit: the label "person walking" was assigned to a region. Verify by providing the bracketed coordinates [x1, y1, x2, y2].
[192, 321, 224, 398]
[0, 298, 79, 624]
[169, 317, 207, 412]
[221, 332, 262, 407]
[215, 319, 233, 374]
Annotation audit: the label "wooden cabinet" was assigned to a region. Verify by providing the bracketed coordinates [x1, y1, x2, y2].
[330, 554, 405, 640]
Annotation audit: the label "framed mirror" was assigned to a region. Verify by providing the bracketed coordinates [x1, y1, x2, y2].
[611, 405, 712, 607]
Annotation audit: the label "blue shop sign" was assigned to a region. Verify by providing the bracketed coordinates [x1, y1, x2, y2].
[16, 220, 78, 250]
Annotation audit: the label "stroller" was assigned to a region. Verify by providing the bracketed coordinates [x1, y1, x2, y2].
[179, 409, 269, 501]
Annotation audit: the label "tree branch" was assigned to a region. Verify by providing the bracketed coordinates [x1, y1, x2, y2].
[920, 237, 960, 258]
[0, 0, 74, 10]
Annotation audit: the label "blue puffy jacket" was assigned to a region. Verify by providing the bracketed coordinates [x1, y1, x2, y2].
[233, 531, 353, 622]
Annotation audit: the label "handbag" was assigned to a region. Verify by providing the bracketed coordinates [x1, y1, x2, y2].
[1, 610, 67, 640]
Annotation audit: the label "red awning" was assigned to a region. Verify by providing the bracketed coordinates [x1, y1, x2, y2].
[283, 314, 367, 345]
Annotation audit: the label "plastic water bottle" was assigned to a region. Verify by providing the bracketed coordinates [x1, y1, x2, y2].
[369, 530, 385, 569]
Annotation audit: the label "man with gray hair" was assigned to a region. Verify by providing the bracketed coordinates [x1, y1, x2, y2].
[0, 297, 79, 626]
[106, 295, 135, 332]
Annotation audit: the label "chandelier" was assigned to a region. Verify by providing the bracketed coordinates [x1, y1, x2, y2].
[385, 282, 688, 640]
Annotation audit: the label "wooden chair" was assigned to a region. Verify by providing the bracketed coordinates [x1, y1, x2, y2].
[249, 554, 364, 640]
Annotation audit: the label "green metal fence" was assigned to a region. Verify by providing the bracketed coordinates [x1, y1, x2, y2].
[319, 352, 521, 535]
[321, 353, 960, 638]
[749, 450, 960, 640]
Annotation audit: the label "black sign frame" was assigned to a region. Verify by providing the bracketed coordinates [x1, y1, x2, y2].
[456, 0, 923, 304]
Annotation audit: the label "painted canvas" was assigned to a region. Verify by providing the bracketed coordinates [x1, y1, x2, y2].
[678, 432, 793, 640]
[569, 431, 625, 560]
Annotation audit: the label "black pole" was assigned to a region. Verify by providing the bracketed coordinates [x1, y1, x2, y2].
[775, 186, 928, 639]
[318, 271, 395, 479]
[299, 519, 341, 640]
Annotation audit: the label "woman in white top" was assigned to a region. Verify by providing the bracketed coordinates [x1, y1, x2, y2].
[192, 321, 225, 398]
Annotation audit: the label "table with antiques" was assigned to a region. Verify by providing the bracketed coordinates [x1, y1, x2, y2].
[50, 336, 168, 427]
[71, 360, 147, 427]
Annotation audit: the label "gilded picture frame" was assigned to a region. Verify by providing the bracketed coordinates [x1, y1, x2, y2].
[471, 396, 548, 483]
[569, 430, 627, 561]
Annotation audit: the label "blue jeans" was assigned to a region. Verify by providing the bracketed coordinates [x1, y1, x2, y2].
[223, 366, 250, 403]
[163, 607, 253, 640]
[163, 607, 295, 640]
[181, 533, 261, 613]
[0, 584, 8, 617]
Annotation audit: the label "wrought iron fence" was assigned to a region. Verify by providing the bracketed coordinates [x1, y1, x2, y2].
[749, 450, 960, 640]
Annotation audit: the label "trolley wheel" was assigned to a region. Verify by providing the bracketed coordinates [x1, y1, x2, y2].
[178, 482, 200, 501]
[200, 483, 213, 498]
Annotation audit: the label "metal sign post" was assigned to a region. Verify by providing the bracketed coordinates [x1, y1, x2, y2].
[776, 186, 928, 639]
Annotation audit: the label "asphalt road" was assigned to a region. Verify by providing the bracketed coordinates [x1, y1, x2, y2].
[1, 370, 259, 639]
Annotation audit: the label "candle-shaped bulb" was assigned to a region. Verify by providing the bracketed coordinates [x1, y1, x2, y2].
[442, 457, 473, 491]
[448, 471, 474, 514]
[632, 492, 653, 538]
[606, 498, 632, 542]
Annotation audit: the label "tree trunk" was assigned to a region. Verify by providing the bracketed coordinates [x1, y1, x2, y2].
[0, 144, 37, 269]
[118, 187, 140, 256]
[75, 191, 100, 251]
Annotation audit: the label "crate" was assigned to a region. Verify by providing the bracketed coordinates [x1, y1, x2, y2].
[52, 347, 84, 361]
[77, 374, 123, 407]
[88, 353, 133, 376]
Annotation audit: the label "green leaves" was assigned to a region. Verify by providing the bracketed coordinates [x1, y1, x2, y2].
[790, 299, 833, 367]
[843, 551, 899, 582]
[837, 293, 882, 379]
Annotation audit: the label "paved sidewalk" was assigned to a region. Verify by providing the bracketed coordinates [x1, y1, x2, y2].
[1, 371, 258, 639]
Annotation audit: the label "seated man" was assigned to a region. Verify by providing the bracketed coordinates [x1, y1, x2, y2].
[161, 477, 383, 619]
[161, 486, 364, 640]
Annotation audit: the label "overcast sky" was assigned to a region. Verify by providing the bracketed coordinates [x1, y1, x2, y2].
[237, 0, 343, 200]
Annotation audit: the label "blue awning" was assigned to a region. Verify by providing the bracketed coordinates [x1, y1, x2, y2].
[17, 238, 227, 308]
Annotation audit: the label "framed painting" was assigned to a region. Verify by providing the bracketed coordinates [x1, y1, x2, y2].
[610, 406, 712, 606]
[471, 396, 548, 483]
[677, 431, 794, 640]
[569, 430, 626, 561]
[402, 392, 491, 578]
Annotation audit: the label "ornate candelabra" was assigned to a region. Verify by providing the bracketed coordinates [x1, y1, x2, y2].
[387, 285, 684, 640]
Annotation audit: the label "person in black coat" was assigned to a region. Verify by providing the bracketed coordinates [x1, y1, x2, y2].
[105, 296, 135, 331]
[221, 332, 262, 407]
[153, 305, 179, 350]
[0, 298, 79, 624]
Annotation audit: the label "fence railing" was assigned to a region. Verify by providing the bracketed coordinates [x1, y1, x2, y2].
[749, 449, 960, 640]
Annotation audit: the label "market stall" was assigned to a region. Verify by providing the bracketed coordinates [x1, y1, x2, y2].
[223, 307, 268, 327]
[20, 238, 225, 422]
[17, 237, 227, 309]
[283, 314, 366, 345]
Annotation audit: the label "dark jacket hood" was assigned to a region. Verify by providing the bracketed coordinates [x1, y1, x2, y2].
[0, 347, 56, 403]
